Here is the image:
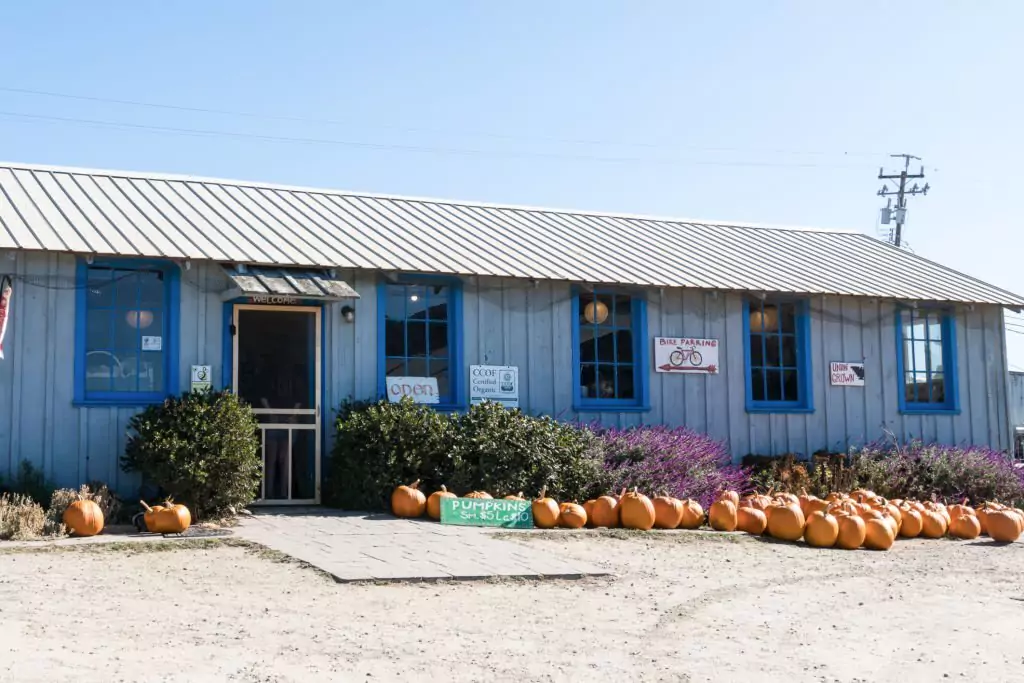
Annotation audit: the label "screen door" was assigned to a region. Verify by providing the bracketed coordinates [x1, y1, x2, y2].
[232, 304, 321, 504]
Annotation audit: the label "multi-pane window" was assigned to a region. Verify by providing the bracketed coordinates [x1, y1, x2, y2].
[575, 291, 645, 407]
[899, 309, 956, 410]
[77, 262, 176, 403]
[383, 282, 456, 404]
[746, 299, 810, 409]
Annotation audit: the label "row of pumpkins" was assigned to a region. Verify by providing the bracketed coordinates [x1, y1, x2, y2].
[60, 498, 192, 537]
[391, 481, 1024, 548]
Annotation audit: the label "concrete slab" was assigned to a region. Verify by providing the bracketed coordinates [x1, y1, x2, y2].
[234, 509, 609, 583]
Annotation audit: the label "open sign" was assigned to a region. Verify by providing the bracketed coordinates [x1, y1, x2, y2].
[386, 376, 440, 404]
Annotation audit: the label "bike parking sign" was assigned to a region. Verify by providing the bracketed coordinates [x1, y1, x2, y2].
[654, 337, 719, 374]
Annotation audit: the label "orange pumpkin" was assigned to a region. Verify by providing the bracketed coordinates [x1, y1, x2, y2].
[736, 507, 767, 535]
[558, 502, 587, 529]
[63, 499, 104, 537]
[582, 499, 597, 526]
[920, 510, 948, 539]
[142, 503, 165, 532]
[949, 513, 981, 540]
[162, 501, 192, 534]
[619, 489, 656, 531]
[947, 500, 973, 521]
[391, 480, 427, 518]
[590, 495, 621, 528]
[804, 511, 839, 548]
[464, 491, 493, 499]
[836, 514, 867, 550]
[503, 491, 526, 501]
[532, 488, 560, 529]
[766, 503, 805, 541]
[883, 503, 903, 530]
[709, 499, 738, 532]
[863, 518, 895, 550]
[427, 485, 457, 520]
[652, 495, 684, 529]
[987, 510, 1022, 542]
[899, 508, 923, 538]
[718, 490, 740, 507]
[678, 499, 704, 529]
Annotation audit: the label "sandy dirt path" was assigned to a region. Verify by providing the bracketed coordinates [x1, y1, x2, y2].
[0, 533, 1022, 682]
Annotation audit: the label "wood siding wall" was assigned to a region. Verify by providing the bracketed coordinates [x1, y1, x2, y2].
[0, 254, 1012, 492]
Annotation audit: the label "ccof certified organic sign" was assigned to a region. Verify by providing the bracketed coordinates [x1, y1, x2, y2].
[386, 376, 440, 404]
[469, 365, 519, 407]
[830, 362, 865, 387]
[439, 497, 533, 529]
[654, 337, 719, 374]
[190, 365, 212, 392]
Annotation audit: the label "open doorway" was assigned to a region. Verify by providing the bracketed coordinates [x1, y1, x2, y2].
[232, 305, 321, 503]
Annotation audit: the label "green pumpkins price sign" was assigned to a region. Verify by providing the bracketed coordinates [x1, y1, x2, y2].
[440, 497, 533, 529]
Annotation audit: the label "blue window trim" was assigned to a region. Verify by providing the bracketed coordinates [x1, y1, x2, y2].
[376, 274, 466, 411]
[743, 298, 814, 414]
[73, 257, 181, 406]
[895, 308, 960, 415]
[571, 288, 650, 412]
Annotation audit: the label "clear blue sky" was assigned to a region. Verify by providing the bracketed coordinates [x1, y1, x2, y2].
[3, 1, 1023, 363]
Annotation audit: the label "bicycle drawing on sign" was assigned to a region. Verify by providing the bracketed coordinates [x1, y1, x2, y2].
[668, 347, 703, 368]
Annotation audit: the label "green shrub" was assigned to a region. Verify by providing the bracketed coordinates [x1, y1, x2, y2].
[121, 391, 262, 518]
[324, 398, 456, 510]
[324, 400, 606, 511]
[452, 402, 606, 501]
[0, 493, 46, 540]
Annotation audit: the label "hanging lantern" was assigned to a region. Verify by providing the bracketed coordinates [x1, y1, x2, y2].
[583, 299, 609, 324]
[749, 305, 778, 333]
[125, 309, 154, 329]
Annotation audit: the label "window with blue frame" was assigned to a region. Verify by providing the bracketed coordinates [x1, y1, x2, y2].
[380, 280, 462, 406]
[745, 298, 812, 411]
[573, 291, 648, 409]
[75, 260, 179, 404]
[897, 309, 958, 412]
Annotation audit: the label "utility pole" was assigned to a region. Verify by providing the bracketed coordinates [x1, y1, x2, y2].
[877, 154, 929, 248]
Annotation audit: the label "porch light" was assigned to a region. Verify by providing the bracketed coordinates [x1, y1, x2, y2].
[125, 310, 154, 329]
[583, 299, 609, 325]
[341, 305, 355, 323]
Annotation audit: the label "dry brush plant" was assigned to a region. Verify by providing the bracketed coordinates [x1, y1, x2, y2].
[0, 493, 46, 540]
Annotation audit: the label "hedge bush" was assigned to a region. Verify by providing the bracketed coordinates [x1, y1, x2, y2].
[451, 402, 606, 501]
[122, 391, 262, 518]
[850, 440, 1024, 506]
[324, 400, 606, 510]
[599, 425, 750, 510]
[325, 399, 456, 510]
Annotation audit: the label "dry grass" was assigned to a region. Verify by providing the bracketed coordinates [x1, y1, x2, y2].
[0, 493, 46, 540]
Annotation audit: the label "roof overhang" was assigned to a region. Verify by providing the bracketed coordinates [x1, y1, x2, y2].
[221, 265, 359, 302]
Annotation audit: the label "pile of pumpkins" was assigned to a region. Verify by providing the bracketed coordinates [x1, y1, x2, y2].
[391, 480, 1024, 548]
[136, 500, 192, 534]
[706, 489, 1024, 550]
[391, 480, 702, 531]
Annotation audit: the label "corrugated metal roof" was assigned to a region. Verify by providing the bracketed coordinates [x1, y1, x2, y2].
[221, 265, 358, 301]
[0, 161, 1020, 306]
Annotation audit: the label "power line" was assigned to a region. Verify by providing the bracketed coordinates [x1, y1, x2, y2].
[0, 110, 877, 170]
[0, 84, 889, 159]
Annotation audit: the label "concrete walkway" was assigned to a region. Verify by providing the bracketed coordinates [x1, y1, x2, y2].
[235, 508, 608, 582]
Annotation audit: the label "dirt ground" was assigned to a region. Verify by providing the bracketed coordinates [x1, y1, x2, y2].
[0, 533, 1022, 683]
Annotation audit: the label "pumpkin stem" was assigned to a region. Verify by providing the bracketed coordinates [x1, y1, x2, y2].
[538, 485, 547, 500]
[140, 500, 153, 513]
[440, 485, 447, 493]
[410, 479, 421, 490]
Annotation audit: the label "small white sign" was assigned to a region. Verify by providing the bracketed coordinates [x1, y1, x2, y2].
[386, 376, 440, 404]
[190, 364, 212, 392]
[470, 365, 519, 408]
[654, 337, 719, 374]
[830, 362, 865, 387]
[141, 335, 162, 351]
